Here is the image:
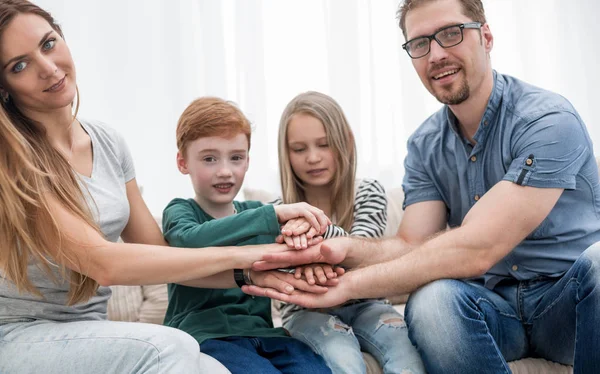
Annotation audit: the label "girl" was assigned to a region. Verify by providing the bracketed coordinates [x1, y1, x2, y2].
[274, 91, 425, 374]
[0, 2, 329, 373]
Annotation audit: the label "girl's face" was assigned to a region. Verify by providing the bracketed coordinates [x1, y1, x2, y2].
[287, 113, 336, 188]
[0, 13, 77, 114]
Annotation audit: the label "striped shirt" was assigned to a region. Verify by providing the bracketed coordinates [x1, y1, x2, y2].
[271, 178, 388, 323]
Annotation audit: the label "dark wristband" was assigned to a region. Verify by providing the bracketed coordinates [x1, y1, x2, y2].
[234, 268, 246, 288]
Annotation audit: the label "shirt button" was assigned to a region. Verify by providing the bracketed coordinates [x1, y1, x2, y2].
[470, 156, 477, 162]
[526, 158, 533, 166]
[484, 120, 489, 126]
[512, 265, 518, 271]
[474, 195, 480, 201]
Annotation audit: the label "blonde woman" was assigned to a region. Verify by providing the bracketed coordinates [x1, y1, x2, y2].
[272, 91, 425, 374]
[0, 2, 329, 373]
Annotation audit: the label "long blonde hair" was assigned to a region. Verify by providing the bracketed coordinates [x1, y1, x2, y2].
[0, 0, 100, 305]
[278, 91, 357, 231]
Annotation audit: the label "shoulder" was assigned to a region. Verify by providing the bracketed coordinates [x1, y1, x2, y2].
[356, 178, 385, 196]
[164, 198, 196, 214]
[407, 107, 447, 146]
[80, 118, 129, 154]
[500, 73, 580, 124]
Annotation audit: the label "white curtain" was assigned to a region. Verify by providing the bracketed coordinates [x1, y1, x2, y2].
[35, 0, 600, 215]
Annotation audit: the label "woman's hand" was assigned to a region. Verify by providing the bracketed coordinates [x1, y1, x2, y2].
[250, 269, 339, 295]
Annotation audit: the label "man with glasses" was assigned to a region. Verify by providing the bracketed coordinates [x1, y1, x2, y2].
[245, 0, 600, 372]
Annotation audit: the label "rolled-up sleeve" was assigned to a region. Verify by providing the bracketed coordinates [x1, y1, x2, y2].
[503, 111, 589, 189]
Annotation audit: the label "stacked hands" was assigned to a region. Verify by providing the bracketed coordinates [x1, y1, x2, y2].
[241, 202, 354, 309]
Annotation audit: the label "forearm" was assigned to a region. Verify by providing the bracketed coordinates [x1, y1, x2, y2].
[177, 270, 237, 288]
[89, 241, 271, 286]
[342, 236, 414, 268]
[347, 228, 495, 298]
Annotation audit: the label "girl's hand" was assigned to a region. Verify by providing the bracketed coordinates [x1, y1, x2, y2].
[294, 264, 346, 285]
[250, 269, 337, 294]
[276, 234, 324, 250]
[274, 203, 331, 235]
[280, 218, 320, 238]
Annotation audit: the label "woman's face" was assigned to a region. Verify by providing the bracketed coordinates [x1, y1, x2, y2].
[0, 13, 76, 114]
[287, 113, 337, 188]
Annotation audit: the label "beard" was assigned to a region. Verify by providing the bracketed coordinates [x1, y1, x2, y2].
[433, 76, 470, 105]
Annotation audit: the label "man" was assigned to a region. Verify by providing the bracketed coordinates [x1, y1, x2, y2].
[245, 0, 600, 373]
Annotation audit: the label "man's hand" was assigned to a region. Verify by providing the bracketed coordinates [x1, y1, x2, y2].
[274, 203, 331, 235]
[242, 272, 353, 309]
[252, 237, 351, 271]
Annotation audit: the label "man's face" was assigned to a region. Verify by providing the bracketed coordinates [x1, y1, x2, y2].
[404, 0, 493, 106]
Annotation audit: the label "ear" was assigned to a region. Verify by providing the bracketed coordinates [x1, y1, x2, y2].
[481, 23, 493, 54]
[176, 151, 189, 175]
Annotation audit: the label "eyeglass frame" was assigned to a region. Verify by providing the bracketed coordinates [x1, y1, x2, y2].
[402, 22, 482, 59]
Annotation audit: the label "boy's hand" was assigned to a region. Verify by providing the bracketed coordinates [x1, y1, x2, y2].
[280, 217, 320, 238]
[294, 264, 345, 285]
[274, 203, 331, 235]
[250, 269, 338, 295]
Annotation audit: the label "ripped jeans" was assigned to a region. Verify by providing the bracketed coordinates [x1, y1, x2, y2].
[283, 300, 425, 374]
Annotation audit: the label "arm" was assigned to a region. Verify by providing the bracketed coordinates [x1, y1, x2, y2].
[120, 178, 167, 245]
[163, 200, 280, 248]
[246, 181, 563, 307]
[46, 193, 286, 287]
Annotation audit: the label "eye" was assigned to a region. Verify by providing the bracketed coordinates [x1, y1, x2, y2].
[42, 38, 56, 51]
[11, 61, 27, 73]
[203, 156, 217, 163]
[318, 143, 329, 148]
[291, 148, 305, 153]
[231, 154, 245, 161]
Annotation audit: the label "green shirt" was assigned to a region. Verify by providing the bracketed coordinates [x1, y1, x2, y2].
[161, 198, 288, 344]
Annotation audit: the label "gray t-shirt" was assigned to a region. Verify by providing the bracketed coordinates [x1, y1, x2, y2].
[0, 119, 135, 324]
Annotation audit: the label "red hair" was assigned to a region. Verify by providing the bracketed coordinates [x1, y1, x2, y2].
[176, 97, 252, 157]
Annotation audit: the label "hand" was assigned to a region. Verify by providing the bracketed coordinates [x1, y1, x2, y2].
[295, 264, 345, 285]
[280, 218, 320, 238]
[253, 237, 351, 271]
[274, 203, 331, 235]
[251, 269, 339, 294]
[242, 272, 353, 309]
[275, 233, 324, 250]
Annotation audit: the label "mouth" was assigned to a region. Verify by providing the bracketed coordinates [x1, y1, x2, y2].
[44, 76, 66, 92]
[431, 68, 460, 81]
[307, 168, 327, 176]
[213, 183, 234, 192]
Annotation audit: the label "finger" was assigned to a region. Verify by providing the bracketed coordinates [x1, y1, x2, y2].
[306, 227, 318, 239]
[241, 285, 292, 302]
[299, 234, 308, 249]
[301, 209, 320, 234]
[293, 235, 302, 250]
[281, 219, 299, 236]
[324, 278, 340, 287]
[295, 266, 303, 279]
[284, 235, 295, 249]
[292, 221, 311, 236]
[323, 265, 336, 278]
[334, 266, 346, 276]
[308, 236, 323, 246]
[304, 266, 315, 285]
[263, 274, 295, 294]
[314, 266, 327, 284]
[289, 278, 329, 294]
[275, 235, 284, 244]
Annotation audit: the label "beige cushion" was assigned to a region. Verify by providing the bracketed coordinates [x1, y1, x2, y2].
[138, 284, 169, 324]
[107, 285, 143, 322]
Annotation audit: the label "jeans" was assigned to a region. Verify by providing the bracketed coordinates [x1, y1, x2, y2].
[200, 336, 332, 374]
[283, 300, 426, 374]
[405, 242, 600, 374]
[0, 319, 229, 374]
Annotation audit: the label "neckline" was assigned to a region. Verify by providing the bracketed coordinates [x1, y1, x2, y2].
[76, 120, 96, 180]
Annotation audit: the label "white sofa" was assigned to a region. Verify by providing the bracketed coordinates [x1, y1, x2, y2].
[107, 171, 593, 373]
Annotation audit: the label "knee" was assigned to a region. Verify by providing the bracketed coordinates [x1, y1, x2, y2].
[149, 326, 200, 365]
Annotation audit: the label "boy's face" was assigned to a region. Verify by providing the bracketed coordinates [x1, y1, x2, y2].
[177, 133, 249, 211]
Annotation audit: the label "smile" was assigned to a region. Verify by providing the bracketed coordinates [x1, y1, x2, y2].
[44, 76, 66, 92]
[432, 69, 459, 80]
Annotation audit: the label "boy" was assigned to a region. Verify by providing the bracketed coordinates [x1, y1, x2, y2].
[162, 97, 333, 374]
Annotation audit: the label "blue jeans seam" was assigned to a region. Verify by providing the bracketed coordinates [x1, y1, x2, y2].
[473, 307, 513, 374]
[476, 298, 520, 320]
[531, 278, 579, 321]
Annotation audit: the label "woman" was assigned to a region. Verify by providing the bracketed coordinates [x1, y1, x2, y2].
[0, 2, 328, 373]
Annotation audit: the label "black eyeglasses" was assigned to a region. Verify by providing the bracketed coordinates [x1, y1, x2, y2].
[402, 22, 482, 59]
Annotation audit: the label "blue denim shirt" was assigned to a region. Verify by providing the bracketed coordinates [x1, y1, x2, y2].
[402, 71, 600, 288]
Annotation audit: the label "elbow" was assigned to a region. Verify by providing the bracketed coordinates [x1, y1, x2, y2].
[467, 243, 510, 277]
[87, 244, 121, 287]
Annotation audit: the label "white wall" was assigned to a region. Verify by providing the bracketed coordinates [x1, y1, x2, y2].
[34, 0, 600, 215]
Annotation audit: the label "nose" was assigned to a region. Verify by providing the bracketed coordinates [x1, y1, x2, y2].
[306, 148, 322, 164]
[428, 39, 448, 64]
[216, 162, 233, 178]
[38, 55, 58, 79]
